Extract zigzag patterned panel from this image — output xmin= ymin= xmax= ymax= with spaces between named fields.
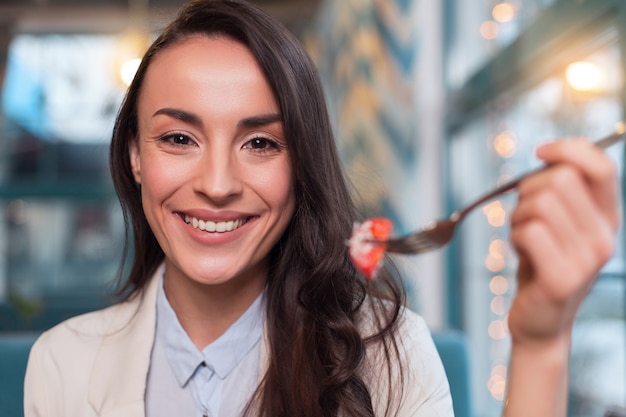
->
xmin=305 ymin=0 xmax=418 ymax=227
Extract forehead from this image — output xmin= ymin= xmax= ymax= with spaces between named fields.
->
xmin=146 ymin=35 xmax=264 ymax=86
xmin=137 ymin=35 xmax=279 ymax=118
xmin=155 ymin=35 xmax=256 ymax=67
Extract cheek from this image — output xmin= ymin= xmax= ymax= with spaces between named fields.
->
xmin=257 ymin=162 xmax=294 ymax=212
xmin=139 ymin=157 xmax=186 ymax=204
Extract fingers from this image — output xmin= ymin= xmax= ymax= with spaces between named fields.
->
xmin=509 ymin=139 xmax=620 ymax=296
xmin=507 ymin=138 xmax=621 ymax=345
xmin=510 ymin=208 xmax=605 ymax=302
xmin=535 ymin=139 xmax=621 ymax=231
xmin=512 ymin=164 xmax=615 ymax=270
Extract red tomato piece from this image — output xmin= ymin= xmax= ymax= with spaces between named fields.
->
xmin=348 ymin=218 xmax=393 ymax=280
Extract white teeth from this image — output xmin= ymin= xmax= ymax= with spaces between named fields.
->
xmin=184 ymin=215 xmax=246 ymax=233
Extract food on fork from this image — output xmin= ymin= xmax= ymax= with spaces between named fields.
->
xmin=348 ymin=218 xmax=392 ymax=280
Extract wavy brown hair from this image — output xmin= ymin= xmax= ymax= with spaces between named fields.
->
xmin=109 ymin=0 xmax=406 ymax=416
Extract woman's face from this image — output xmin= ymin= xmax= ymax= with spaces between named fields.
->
xmin=130 ymin=36 xmax=295 ymax=289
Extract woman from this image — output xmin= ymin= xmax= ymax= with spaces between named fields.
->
xmin=24 ymin=1 xmax=621 ymax=417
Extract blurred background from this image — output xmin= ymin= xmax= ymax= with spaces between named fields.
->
xmin=0 ymin=0 xmax=624 ymax=416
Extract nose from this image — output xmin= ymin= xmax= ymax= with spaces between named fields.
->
xmin=192 ymin=146 xmax=243 ymax=203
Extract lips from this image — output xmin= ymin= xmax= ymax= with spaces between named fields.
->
xmin=183 ymin=214 xmax=254 ymax=233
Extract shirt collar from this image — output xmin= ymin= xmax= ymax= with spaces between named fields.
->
xmin=156 ymin=275 xmax=265 ymax=386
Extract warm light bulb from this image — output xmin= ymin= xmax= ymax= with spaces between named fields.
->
xmin=120 ymin=58 xmax=142 ymax=87
xmin=565 ymin=61 xmax=603 ymax=92
xmin=114 ymin=29 xmax=149 ymax=88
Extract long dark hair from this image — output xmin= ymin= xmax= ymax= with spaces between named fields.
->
xmin=109 ymin=1 xmax=406 ymax=416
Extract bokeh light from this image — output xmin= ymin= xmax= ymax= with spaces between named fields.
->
xmin=480 ymin=21 xmax=499 ymax=40
xmin=493 ymin=130 xmax=517 ymax=158
xmin=490 ymin=295 xmax=506 ymax=315
xmin=483 ymin=200 xmax=507 ymax=227
xmin=488 ymin=319 xmax=507 ymax=339
xmin=489 ymin=275 xmax=509 ymax=295
xmin=492 ymin=2 xmax=516 ymax=23
xmin=120 ymin=58 xmax=142 ymax=87
xmin=489 ymin=239 xmax=507 ymax=259
xmin=565 ymin=61 xmax=603 ymax=92
xmin=488 ymin=365 xmax=508 ymax=400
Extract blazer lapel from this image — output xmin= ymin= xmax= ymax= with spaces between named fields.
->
xmin=88 ymin=264 xmax=163 ymax=417
xmin=87 ymin=264 xmax=271 ymax=417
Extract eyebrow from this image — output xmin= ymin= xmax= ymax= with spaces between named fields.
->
xmin=153 ymin=108 xmax=204 ymax=127
xmin=237 ymin=113 xmax=282 ymax=129
xmin=152 ymin=108 xmax=282 ymax=130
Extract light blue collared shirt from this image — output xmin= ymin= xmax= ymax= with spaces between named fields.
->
xmin=145 ymin=277 xmax=264 ymax=417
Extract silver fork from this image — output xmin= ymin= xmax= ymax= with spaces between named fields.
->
xmin=381 ymin=127 xmax=626 ymax=255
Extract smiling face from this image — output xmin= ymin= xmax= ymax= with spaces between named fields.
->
xmin=130 ymin=36 xmax=295 ymax=293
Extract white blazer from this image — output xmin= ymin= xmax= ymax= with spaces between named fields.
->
xmin=24 ymin=264 xmax=453 ymax=417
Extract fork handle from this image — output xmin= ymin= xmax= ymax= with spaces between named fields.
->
xmin=452 ymin=130 xmax=626 ymax=220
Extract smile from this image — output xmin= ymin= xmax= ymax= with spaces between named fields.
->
xmin=183 ymin=215 xmax=251 ymax=233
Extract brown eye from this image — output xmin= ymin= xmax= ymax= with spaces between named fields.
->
xmin=244 ymin=137 xmax=281 ymax=151
xmin=251 ymin=138 xmax=268 ymax=148
xmin=173 ymin=135 xmax=189 ymax=144
xmin=159 ymin=133 xmax=194 ymax=146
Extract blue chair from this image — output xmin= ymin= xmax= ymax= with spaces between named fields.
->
xmin=0 ymin=333 xmax=39 ymax=417
xmin=432 ymin=330 xmax=473 ymax=417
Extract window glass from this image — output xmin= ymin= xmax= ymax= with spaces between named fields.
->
xmin=447 ymin=0 xmax=558 ymax=89
xmin=0 ymin=34 xmax=126 ymax=329
xmin=1 ymin=199 xmax=124 ymax=299
xmin=2 ymin=34 xmax=125 ymax=143
xmin=449 ymin=39 xmax=626 ymax=416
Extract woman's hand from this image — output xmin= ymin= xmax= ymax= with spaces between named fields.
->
xmin=502 ymin=138 xmax=621 ymax=417
xmin=508 ymin=138 xmax=621 ymax=345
